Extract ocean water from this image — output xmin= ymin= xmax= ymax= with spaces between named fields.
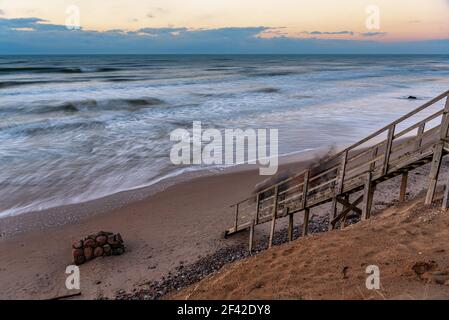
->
xmin=1 ymin=54 xmax=449 ymax=217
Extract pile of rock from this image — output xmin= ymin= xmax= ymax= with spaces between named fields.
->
xmin=72 ymin=231 xmax=125 ymax=265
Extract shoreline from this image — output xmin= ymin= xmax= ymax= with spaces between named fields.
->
xmin=0 ymin=147 xmax=325 ymax=239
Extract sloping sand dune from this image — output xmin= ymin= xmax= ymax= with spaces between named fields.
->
xmin=171 ymin=196 xmax=449 ymax=300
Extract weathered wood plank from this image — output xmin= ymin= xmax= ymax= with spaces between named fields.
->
xmin=439 ymin=97 xmax=449 ymax=139
xmin=249 ymin=219 xmax=255 ymax=252
xmin=303 ymin=208 xmax=310 ymax=236
xmin=234 ymin=203 xmax=239 ymax=231
xmin=425 ymin=143 xmax=444 ymax=205
xmin=301 ymin=170 xmax=310 ymax=209
xmin=337 ymin=151 xmax=348 ymax=194
xmin=443 ymin=175 xmax=449 ymax=210
xmin=269 ymin=186 xmax=279 ymax=248
xmin=329 ymin=196 xmax=338 ymax=231
xmin=287 ymin=208 xmax=294 ymax=241
xmin=383 ymin=125 xmax=395 ymax=175
xmin=362 ymin=172 xmax=374 ymax=220
xmin=331 ymin=195 xmax=363 ymax=226
xmin=255 ymin=193 xmax=260 ymax=224
xmin=399 ymin=172 xmax=408 ymax=202
xmin=336 ymin=196 xmax=363 ymax=216
xmin=340 ymin=194 xmax=349 ymax=229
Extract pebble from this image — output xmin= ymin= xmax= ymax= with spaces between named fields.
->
xmin=116 ymin=215 xmax=330 ymax=300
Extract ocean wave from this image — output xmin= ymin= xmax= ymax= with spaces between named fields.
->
xmin=243 ymin=70 xmax=299 ymax=77
xmin=104 ymin=78 xmax=141 ymax=82
xmin=0 ymin=80 xmax=74 ymax=89
xmin=30 ymin=97 xmax=166 ymax=114
xmin=1 ymin=119 xmax=106 ymax=137
xmin=0 ymin=66 xmax=120 ymax=74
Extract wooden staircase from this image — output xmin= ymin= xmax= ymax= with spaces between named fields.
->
xmin=225 ymin=90 xmax=449 ymax=251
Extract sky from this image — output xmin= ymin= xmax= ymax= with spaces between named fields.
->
xmin=0 ymin=0 xmax=448 ymax=54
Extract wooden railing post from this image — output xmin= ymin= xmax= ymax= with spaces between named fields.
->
xmin=383 ymin=125 xmax=395 ymax=175
xmin=234 ymin=203 xmax=239 ymax=232
xmin=443 ymin=175 xmax=449 ymax=210
xmin=399 ymin=172 xmax=408 ymax=202
xmin=301 ymin=170 xmax=310 ymax=209
xmin=269 ymin=186 xmax=279 ymax=248
xmin=341 ymin=194 xmax=350 ymax=229
xmin=426 ymin=98 xmax=449 ymax=205
xmin=329 ymin=152 xmax=347 ymax=230
xmin=249 ymin=219 xmax=255 ymax=253
xmin=439 ymin=96 xmax=449 ymax=140
xmin=302 ymin=208 xmax=310 ymax=236
xmin=362 ymin=172 xmax=374 ymax=220
xmin=255 ymin=193 xmax=260 ymax=224
xmin=301 ymin=170 xmax=310 ymax=237
xmin=337 ymin=150 xmax=348 ymax=194
xmin=287 ymin=208 xmax=294 ymax=242
xmin=426 ymin=142 xmax=444 ymax=205
xmin=415 ymin=123 xmax=425 ymax=150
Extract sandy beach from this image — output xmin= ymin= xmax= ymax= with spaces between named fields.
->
xmin=0 ymin=150 xmax=320 ymax=299
xmin=1 ymin=145 xmax=448 ymax=300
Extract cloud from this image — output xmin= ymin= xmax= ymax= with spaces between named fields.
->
xmin=302 ymin=30 xmax=387 ymax=38
xmin=361 ymin=32 xmax=387 ymax=37
xmin=0 ymin=9 xmax=4 ymax=16
xmin=0 ymin=17 xmax=448 ymax=54
xmin=305 ymin=31 xmax=354 ymax=36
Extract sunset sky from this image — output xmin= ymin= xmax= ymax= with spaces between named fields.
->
xmin=0 ymin=0 xmax=448 ymax=54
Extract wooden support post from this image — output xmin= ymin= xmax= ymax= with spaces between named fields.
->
xmin=269 ymin=216 xmax=276 ymax=248
xmin=301 ymin=170 xmax=310 ymax=209
xmin=425 ymin=143 xmax=444 ymax=205
xmin=248 ymin=219 xmax=255 ymax=253
xmin=362 ymin=172 xmax=374 ymax=220
xmin=255 ymin=193 xmax=260 ymax=224
xmin=303 ymin=208 xmax=310 ymax=237
xmin=329 ymin=196 xmax=338 ymax=231
xmin=383 ymin=125 xmax=395 ymax=175
xmin=329 ymin=152 xmax=348 ymax=231
xmin=341 ymin=194 xmax=349 ymax=229
xmin=439 ymin=97 xmax=449 ymax=140
xmin=337 ymin=151 xmax=348 ymax=194
xmin=287 ymin=208 xmax=294 ymax=242
xmin=234 ymin=203 xmax=239 ymax=231
xmin=426 ymin=97 xmax=449 ymax=205
xmin=368 ymin=184 xmax=376 ymax=214
xmin=399 ymin=172 xmax=408 ymax=202
xmin=269 ymin=186 xmax=279 ymax=248
xmin=443 ymin=174 xmax=449 ymax=210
